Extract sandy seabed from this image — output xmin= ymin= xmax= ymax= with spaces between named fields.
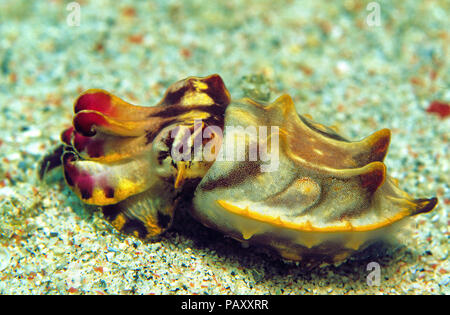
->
xmin=0 ymin=0 xmax=448 ymax=294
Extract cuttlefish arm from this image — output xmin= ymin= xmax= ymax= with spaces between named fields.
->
xmin=39 ymin=74 xmax=231 ymax=238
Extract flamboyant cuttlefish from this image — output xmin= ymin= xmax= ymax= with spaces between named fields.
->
xmin=40 ymin=74 xmax=438 ymax=263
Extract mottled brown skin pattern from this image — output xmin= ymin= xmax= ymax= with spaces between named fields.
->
xmin=192 ymin=95 xmax=437 ymax=262
xmin=40 ymin=74 xmax=438 ymax=264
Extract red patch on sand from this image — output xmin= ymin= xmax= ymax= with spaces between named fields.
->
xmin=426 ymin=101 xmax=450 ymax=119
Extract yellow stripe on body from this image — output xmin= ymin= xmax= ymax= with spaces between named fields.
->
xmin=216 ymin=200 xmax=411 ymax=233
